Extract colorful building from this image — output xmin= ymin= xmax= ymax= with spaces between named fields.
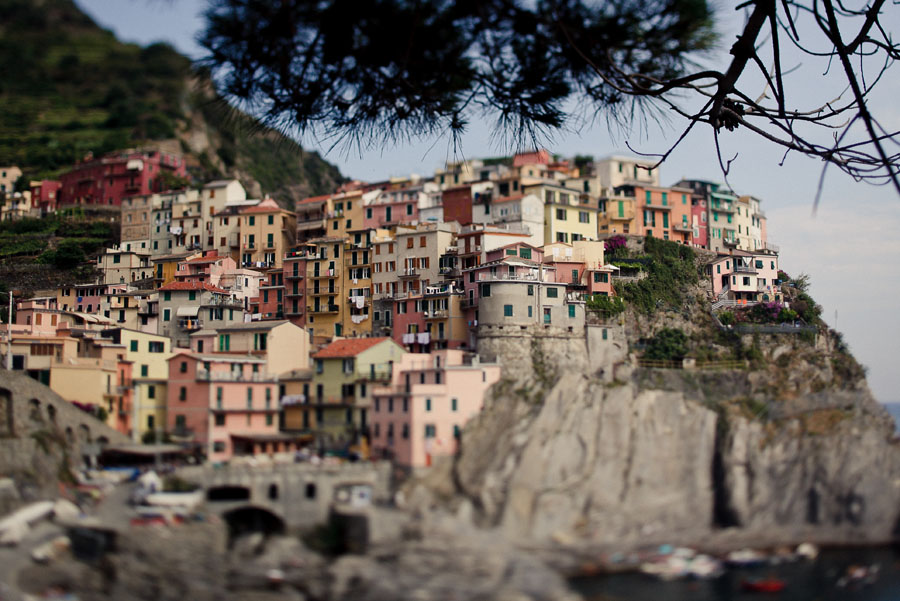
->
xmin=370 ymin=349 xmax=501 ymax=468
xmin=238 ymin=198 xmax=297 ymax=269
xmin=58 ymin=149 xmax=186 ymax=209
xmin=310 ymin=337 xmax=406 ymax=445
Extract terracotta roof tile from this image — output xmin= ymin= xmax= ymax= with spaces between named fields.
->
xmin=312 ymin=337 xmax=391 ymax=359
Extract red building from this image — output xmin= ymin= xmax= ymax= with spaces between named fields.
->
xmin=59 ymin=150 xmax=187 ymax=208
xmin=30 ymin=180 xmax=62 ymax=215
xmin=441 ymin=185 xmax=472 ymax=225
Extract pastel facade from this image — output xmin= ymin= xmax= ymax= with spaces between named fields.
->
xmin=310 ymin=338 xmax=406 ymax=442
xmin=370 ymin=350 xmax=501 ymax=468
xmin=96 ymin=247 xmax=152 ymax=284
xmin=157 ymin=281 xmax=245 ymax=349
xmin=709 ymin=250 xmax=781 ymax=302
xmin=166 ymin=354 xmax=279 ymax=462
xmin=238 ymin=198 xmax=297 ymax=269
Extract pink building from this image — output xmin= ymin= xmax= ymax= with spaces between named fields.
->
xmin=174 ymin=252 xmax=236 ymax=286
xmin=363 ymin=188 xmax=419 ymax=229
xmin=392 ymin=296 xmax=427 ymax=352
xmin=59 ymin=149 xmax=186 ymax=208
xmin=709 ymin=250 xmax=781 ymax=302
xmin=167 ymin=353 xmax=289 ymax=463
xmin=370 ymin=349 xmax=501 ymax=468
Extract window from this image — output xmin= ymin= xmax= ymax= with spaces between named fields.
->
xmin=215 ymin=414 xmax=225 ymax=426
xmin=179 ymin=386 xmax=187 ymax=401
xmin=578 ymin=211 xmax=590 ymax=223
xmin=188 ymin=291 xmax=196 ymax=301
xmin=426 ymin=398 xmax=432 ymax=411
xmin=407 ymin=238 xmax=414 ymax=249
xmin=528 ymin=306 xmax=533 ymax=317
xmin=163 ymin=291 xmax=171 ymax=301
xmin=179 ymin=361 xmax=187 ymax=373
xmin=755 ymin=260 xmax=764 ymax=269
xmin=503 ymin=304 xmax=513 ymax=317
xmin=519 ymin=247 xmax=531 ymax=259
xmin=602 ymin=328 xmax=608 ymax=340
xmin=568 ymin=304 xmax=576 ymax=318
xmin=113 ymin=254 xmax=121 ymax=264
xmin=246 ymin=387 xmax=253 ymax=407
xmin=571 ymin=269 xmax=579 ymax=282
xmin=546 ymin=287 xmax=558 ymax=298
xmin=451 ymin=398 xmax=458 ymax=411
xmin=268 ymin=214 xmax=274 ymax=225
xmin=480 ymin=283 xmax=491 ymax=297
xmin=249 ymin=216 xmax=255 ymax=226
xmin=555 ymin=208 xmax=567 ymax=220
xmin=425 ymin=424 xmax=436 ymax=438
xmin=219 ymin=334 xmax=230 ymax=351
xmin=315 ymin=359 xmax=323 ymax=374
xmin=163 ymin=308 xmax=170 ymax=322
xmin=147 ymin=385 xmax=155 ymax=399
xmin=141 ymin=364 xmax=148 ymax=377
xmin=130 ymin=340 xmax=138 ymax=352
xmin=593 ymin=272 xmax=609 ymax=283
xmin=419 ymin=236 xmax=426 ymax=247
xmin=527 ymin=285 xmax=534 ymax=296
xmin=402 ymin=424 xmax=409 ymax=439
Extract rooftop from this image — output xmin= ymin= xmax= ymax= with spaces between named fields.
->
xmin=312 ymin=337 xmax=392 ymax=359
xmin=158 ymin=281 xmax=229 ymax=293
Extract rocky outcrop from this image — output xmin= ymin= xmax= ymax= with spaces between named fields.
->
xmin=421 ymin=363 xmax=900 ymax=551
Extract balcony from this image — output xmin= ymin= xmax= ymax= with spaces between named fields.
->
xmin=711 ymin=203 xmax=735 ymax=213
xmin=673 ymin=223 xmax=693 ymax=233
xmin=439 ymin=266 xmax=460 ymax=277
xmin=196 ymin=369 xmax=271 ymax=382
xmin=204 ymin=296 xmax=243 ymax=308
xmin=424 ymin=310 xmax=448 ymax=320
xmin=310 ymin=289 xmax=336 ymax=296
xmin=399 ymin=267 xmax=420 ymax=278
xmin=733 ymin=264 xmax=757 ymax=274
xmin=308 ymin=304 xmax=340 ymax=314
xmin=177 ymin=318 xmax=203 ymax=331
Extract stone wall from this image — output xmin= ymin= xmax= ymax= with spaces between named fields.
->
xmin=0 ymin=371 xmax=129 ymax=511
xmin=475 ymin=323 xmax=588 ymax=384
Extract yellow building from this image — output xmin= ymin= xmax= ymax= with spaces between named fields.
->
xmin=304 ymin=236 xmax=346 ymax=341
xmin=341 ymin=231 xmax=374 ymax=337
xmin=151 ymin=251 xmax=197 ymax=287
xmin=325 ymin=190 xmax=364 ymax=239
xmin=525 ymin=182 xmax=598 ymax=244
xmin=310 ymin=337 xmax=405 ymax=443
xmin=103 ymin=328 xmax=175 ymax=440
xmin=279 ymin=368 xmax=315 ymax=432
xmin=238 ymin=198 xmax=297 ymax=269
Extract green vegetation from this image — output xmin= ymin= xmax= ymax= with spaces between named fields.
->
xmin=644 ymin=328 xmax=689 ymax=361
xmin=0 ymin=0 xmax=343 ymax=203
xmin=585 ymin=295 xmax=625 ymax=317
xmin=615 ymin=237 xmax=698 ymax=313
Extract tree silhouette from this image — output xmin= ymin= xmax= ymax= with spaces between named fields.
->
xmin=199 ymin=0 xmax=899 ymax=195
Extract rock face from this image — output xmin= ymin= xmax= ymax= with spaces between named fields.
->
xmin=425 ymin=361 xmax=900 ymax=551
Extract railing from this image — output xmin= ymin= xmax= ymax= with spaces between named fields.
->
xmin=735 ymin=323 xmax=817 ymax=335
xmin=206 ymin=295 xmax=243 ymax=307
xmin=476 ymin=272 xmax=540 ymax=282
xmin=308 ymin=304 xmax=340 ymax=313
xmin=424 ymin=310 xmax=448 ymax=319
xmin=732 ymin=265 xmax=757 ymax=274
xmin=280 ymin=394 xmax=307 ymax=406
xmin=711 ymin=299 xmax=758 ymax=310
xmin=354 ymin=366 xmax=393 ymax=381
xmin=196 ymin=369 xmax=271 ymax=382
xmin=638 ymin=358 xmax=748 ymax=370
xmin=399 ymin=267 xmax=419 ymax=277
xmin=178 ymin=318 xmax=203 ymax=330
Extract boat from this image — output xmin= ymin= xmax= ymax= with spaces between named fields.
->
xmin=741 ymin=578 xmax=786 ymax=593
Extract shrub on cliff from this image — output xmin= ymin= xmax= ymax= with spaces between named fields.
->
xmin=616 ymin=237 xmax=698 ymax=313
xmin=586 ymin=295 xmax=625 ymax=317
xmin=644 ymin=328 xmax=689 ymax=361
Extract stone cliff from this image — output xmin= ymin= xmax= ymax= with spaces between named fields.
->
xmin=418 ymin=240 xmax=900 ymax=554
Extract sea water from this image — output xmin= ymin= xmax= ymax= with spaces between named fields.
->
xmin=570 ymin=546 xmax=900 ymax=601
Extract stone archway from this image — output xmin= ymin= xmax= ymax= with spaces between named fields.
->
xmin=222 ymin=506 xmax=285 ymax=545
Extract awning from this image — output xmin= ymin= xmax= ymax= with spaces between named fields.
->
xmin=176 ymin=306 xmax=200 ymax=317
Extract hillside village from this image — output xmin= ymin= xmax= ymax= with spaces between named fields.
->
xmin=0 ymin=148 xmax=797 ymax=469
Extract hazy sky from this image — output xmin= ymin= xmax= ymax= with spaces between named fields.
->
xmin=75 ymin=0 xmax=900 ymax=403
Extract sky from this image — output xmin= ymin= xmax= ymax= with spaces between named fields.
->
xmin=75 ymin=0 xmax=900 ymax=403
